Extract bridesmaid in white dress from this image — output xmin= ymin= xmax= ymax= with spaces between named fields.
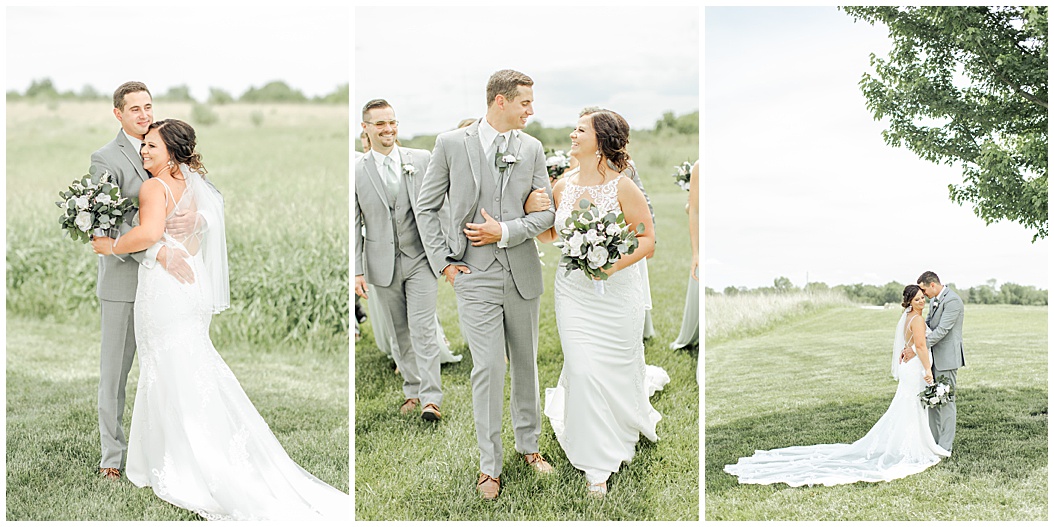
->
xmin=724 ymin=285 xmax=949 ymax=486
xmin=535 ymin=110 xmax=670 ymax=497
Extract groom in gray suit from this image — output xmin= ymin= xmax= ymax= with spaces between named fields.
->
xmin=416 ymin=69 xmax=555 ymax=499
xmin=354 ymin=99 xmax=445 ymax=421
xmin=916 ymin=271 xmax=964 ymax=452
xmin=90 ymin=82 xmax=197 ymax=480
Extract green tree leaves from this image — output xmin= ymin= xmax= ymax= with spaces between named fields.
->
xmin=843 ymin=6 xmax=1048 ymax=240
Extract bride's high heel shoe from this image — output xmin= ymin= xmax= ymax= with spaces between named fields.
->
xmin=586 ymin=480 xmax=607 ymax=498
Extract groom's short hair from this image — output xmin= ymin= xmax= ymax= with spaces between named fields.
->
xmin=917 ymin=271 xmax=941 ymax=286
xmin=113 ymin=81 xmax=150 ymax=111
xmin=362 ymin=99 xmax=391 ymax=121
xmin=486 ymin=69 xmax=533 ymax=107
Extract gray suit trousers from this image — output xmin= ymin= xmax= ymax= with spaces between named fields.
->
xmin=930 ymin=366 xmax=957 ymax=451
xmin=453 ymin=260 xmax=541 ymax=478
xmin=371 ymin=253 xmax=443 ymax=407
xmin=98 ymin=299 xmax=137 ymax=469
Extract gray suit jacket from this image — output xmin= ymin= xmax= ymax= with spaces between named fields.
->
xmin=416 ymin=120 xmax=554 ymax=300
xmin=926 ymin=287 xmax=965 ymax=371
xmin=354 ymin=147 xmax=440 ymax=286
xmin=90 ymin=130 xmax=150 ymax=302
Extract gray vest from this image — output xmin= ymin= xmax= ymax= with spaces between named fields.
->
xmin=461 ymin=146 xmax=510 ymax=271
xmin=384 ymin=171 xmax=425 ymax=262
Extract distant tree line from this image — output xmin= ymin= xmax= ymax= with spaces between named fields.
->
xmin=708 ymin=276 xmax=1048 ymax=306
xmin=394 ymin=109 xmax=700 ymax=153
xmin=7 ymin=78 xmax=348 ymax=104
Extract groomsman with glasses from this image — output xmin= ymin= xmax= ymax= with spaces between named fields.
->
xmin=354 ymin=99 xmax=446 ymax=422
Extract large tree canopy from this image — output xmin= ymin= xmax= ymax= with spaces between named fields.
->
xmin=843 ymin=6 xmax=1048 ymax=240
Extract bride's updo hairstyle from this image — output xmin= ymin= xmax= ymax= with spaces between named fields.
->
xmin=149 ymin=119 xmax=207 ymax=175
xmin=901 ymin=284 xmax=922 ymax=308
xmin=590 ymin=110 xmax=631 ymax=174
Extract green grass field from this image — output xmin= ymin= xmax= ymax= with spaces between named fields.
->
xmin=705 ymin=303 xmax=1047 ymax=520
xmin=354 ymin=132 xmax=700 ymax=520
xmin=6 ymin=100 xmax=350 ymax=520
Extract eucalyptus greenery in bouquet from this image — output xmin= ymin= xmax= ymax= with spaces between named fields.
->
xmin=918 ymin=375 xmax=956 ymax=409
xmin=57 ymin=171 xmax=137 ymax=243
xmin=553 ymin=199 xmax=644 ymax=294
xmin=671 ymin=160 xmax=693 ymax=191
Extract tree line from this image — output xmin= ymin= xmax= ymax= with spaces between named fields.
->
xmin=393 ymin=110 xmax=700 ymax=152
xmin=7 ymin=78 xmax=348 ymax=104
xmin=709 ymin=277 xmax=1048 ymax=306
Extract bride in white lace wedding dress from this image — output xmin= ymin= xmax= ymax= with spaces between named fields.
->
xmin=723 ymin=285 xmax=950 ymax=487
xmin=92 ymin=120 xmax=349 ymax=520
xmin=536 ymin=110 xmax=669 ymax=497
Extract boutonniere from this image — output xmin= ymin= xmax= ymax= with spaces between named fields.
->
xmin=496 ymin=152 xmax=520 ymax=170
xmin=402 ymin=163 xmax=416 ymax=176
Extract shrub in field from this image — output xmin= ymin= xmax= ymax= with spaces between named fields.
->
xmin=191 ymin=103 xmax=220 ymax=126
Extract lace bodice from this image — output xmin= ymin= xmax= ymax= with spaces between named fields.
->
xmin=555 ymin=175 xmax=623 ymax=229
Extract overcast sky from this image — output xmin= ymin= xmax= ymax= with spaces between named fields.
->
xmin=5 ymin=6 xmax=350 ymax=100
xmin=354 ymin=6 xmax=699 ymax=137
xmin=705 ymin=6 xmax=1048 ymax=290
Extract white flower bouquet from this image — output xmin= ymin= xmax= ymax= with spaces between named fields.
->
xmin=544 ymin=148 xmax=571 ymax=180
xmin=918 ymin=375 xmax=956 ymax=409
xmin=671 ymin=160 xmax=693 ymax=191
xmin=56 ymin=172 xmax=137 ymax=243
xmin=553 ymin=199 xmax=644 ymax=294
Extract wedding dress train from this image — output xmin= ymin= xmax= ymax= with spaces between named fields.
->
xmin=125 ymin=168 xmax=349 ymax=520
xmin=723 ymin=310 xmax=949 ymax=486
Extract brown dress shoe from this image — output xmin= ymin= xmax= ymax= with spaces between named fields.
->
xmin=399 ymin=398 xmax=420 ymax=415
xmin=477 ymin=473 xmax=500 ymax=499
xmin=524 ymin=452 xmax=553 ymax=474
xmin=99 ymin=467 xmax=121 ymax=481
xmin=421 ymin=403 xmax=442 ymax=422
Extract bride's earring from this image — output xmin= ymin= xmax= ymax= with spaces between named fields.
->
xmin=595 ymin=149 xmax=601 ymax=159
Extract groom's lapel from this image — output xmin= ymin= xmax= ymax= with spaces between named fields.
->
xmin=115 ymin=131 xmax=149 ymax=182
xmin=500 ymin=129 xmax=524 ymax=193
xmin=464 ymin=122 xmax=484 ymax=195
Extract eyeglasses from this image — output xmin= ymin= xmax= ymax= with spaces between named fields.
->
xmin=365 ymin=120 xmax=398 ymax=127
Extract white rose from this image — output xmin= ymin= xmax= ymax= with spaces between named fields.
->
xmin=75 ymin=211 xmax=92 ymax=232
xmin=586 ymin=245 xmax=608 ymax=269
xmin=502 ymin=154 xmax=517 ymax=164
xmin=567 ymin=231 xmax=584 ymax=257
xmin=74 ymin=196 xmax=90 ymax=210
xmin=584 ymin=228 xmax=603 ymax=245
xmin=605 ymin=223 xmax=621 ymax=236
xmin=96 ymin=193 xmax=112 ymax=205
xmin=929 ymin=397 xmax=940 ymax=405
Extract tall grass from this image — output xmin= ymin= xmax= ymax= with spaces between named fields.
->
xmin=705 ymin=290 xmax=853 ymax=343
xmin=354 ymin=131 xmax=700 ymax=520
xmin=6 ymin=100 xmax=350 ymax=520
xmin=6 ymin=100 xmax=349 ymax=348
